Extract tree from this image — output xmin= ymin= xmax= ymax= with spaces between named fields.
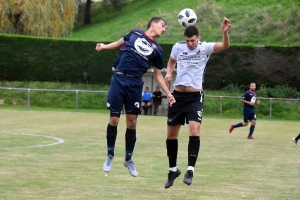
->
xmin=84 ymin=0 xmax=92 ymax=25
xmin=0 ymin=0 xmax=78 ymax=37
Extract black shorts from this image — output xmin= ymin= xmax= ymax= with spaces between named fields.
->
xmin=167 ymin=90 xmax=204 ymax=126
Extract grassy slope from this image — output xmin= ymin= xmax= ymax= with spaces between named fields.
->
xmin=68 ymin=0 xmax=300 ymax=46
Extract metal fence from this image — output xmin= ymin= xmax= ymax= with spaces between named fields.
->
xmin=1 ymin=87 xmax=300 ymax=119
xmin=0 ymin=87 xmax=108 ymax=112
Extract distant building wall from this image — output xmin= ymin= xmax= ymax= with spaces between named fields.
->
xmin=141 ymin=69 xmax=176 ymax=116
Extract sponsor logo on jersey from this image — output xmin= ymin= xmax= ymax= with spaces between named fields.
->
xmin=152 ymin=43 xmax=157 ymax=50
xmin=134 ymin=38 xmax=153 ymax=56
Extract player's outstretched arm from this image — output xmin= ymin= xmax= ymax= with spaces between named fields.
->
xmin=154 ymin=67 xmax=176 ymax=106
xmin=95 ymin=37 xmax=124 ymax=51
xmin=213 ymin=17 xmax=231 ymax=53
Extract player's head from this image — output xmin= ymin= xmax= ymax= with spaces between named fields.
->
xmin=147 ymin=17 xmax=167 ymax=37
xmin=155 ymin=86 xmax=160 ymax=91
xmin=184 ymin=25 xmax=201 ymax=50
xmin=249 ymin=82 xmax=256 ymax=91
xmin=145 ymin=87 xmax=149 ymax=92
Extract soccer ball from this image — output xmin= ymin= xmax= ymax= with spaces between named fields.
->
xmin=178 ymin=8 xmax=197 ymax=27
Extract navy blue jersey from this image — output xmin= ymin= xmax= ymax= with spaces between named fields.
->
xmin=242 ymin=90 xmax=256 ymax=110
xmin=113 ymin=29 xmax=164 ymax=79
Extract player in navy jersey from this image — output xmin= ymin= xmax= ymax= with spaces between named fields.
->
xmin=95 ymin=17 xmax=175 ymax=177
xmin=229 ymin=83 xmax=261 ymax=139
xmin=163 ymin=17 xmax=231 ymax=188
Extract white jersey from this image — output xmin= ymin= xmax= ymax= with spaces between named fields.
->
xmin=171 ymin=41 xmax=215 ymax=90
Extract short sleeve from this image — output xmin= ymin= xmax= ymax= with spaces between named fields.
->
xmin=203 ymin=42 xmax=215 ymax=55
xmin=170 ymin=43 xmax=179 ymax=60
xmin=123 ymin=29 xmax=139 ymax=41
xmin=242 ymin=92 xmax=248 ymax=100
xmin=123 ymin=32 xmax=131 ymax=41
xmin=152 ymin=47 xmax=164 ymax=70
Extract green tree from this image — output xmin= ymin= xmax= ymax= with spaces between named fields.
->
xmin=0 ymin=0 xmax=78 ymax=37
xmin=84 ymin=0 xmax=92 ymax=24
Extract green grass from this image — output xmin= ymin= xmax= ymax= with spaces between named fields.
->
xmin=69 ymin=0 xmax=300 ymax=46
xmin=0 ymin=109 xmax=299 ymax=199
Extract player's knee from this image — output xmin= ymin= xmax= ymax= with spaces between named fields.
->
xmin=126 ymin=119 xmax=137 ymax=129
xmin=243 ymin=122 xmax=249 ymax=126
xmin=109 ymin=117 xmax=120 ymax=126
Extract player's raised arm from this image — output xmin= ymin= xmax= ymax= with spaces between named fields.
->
xmin=213 ymin=17 xmax=231 ymax=53
xmin=95 ymin=37 xmax=124 ymax=51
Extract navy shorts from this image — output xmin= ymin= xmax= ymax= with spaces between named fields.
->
xmin=243 ymin=108 xmax=256 ymax=122
xmin=167 ymin=90 xmax=204 ymax=126
xmin=107 ymin=73 xmax=143 ymax=117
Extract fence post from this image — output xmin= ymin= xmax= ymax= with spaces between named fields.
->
xmin=76 ymin=90 xmax=79 ymax=112
xmin=220 ymin=97 xmax=223 ymax=118
xmin=27 ymin=89 xmax=31 ymax=111
xmin=269 ymin=98 xmax=272 ymax=120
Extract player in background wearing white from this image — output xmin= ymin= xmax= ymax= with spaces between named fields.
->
xmin=292 ymin=133 xmax=300 ymax=146
xmin=164 ymin=17 xmax=231 ymax=188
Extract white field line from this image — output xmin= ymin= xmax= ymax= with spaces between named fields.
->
xmin=0 ymin=130 xmax=64 ymax=149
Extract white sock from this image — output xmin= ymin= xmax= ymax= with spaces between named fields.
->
xmin=169 ymin=166 xmax=177 ymax=172
xmin=187 ymin=166 xmax=194 ymax=173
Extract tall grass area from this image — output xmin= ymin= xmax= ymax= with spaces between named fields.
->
xmin=70 ymin=0 xmax=300 ymax=46
xmin=1 ymin=81 xmax=300 ymax=120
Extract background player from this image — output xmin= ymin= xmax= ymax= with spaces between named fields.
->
xmin=95 ymin=17 xmax=175 ymax=177
xmin=152 ymin=86 xmax=162 ymax=115
xmin=229 ymin=82 xmax=260 ymax=139
xmin=141 ymin=86 xmax=152 ymax=115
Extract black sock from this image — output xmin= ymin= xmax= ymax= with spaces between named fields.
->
xmin=125 ymin=128 xmax=136 ymax=161
xmin=106 ymin=124 xmax=117 ymax=156
xmin=295 ymin=133 xmax=300 ymax=141
xmin=166 ymin=139 xmax=178 ymax=168
xmin=188 ymin=136 xmax=200 ymax=167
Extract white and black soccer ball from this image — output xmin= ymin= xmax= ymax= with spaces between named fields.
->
xmin=178 ymin=8 xmax=197 ymax=27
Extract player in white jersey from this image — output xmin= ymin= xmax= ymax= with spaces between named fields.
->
xmin=163 ymin=17 xmax=231 ymax=188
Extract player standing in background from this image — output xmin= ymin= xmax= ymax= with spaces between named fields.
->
xmin=292 ymin=133 xmax=300 ymax=146
xmin=95 ymin=17 xmax=175 ymax=177
xmin=163 ymin=17 xmax=231 ymax=188
xmin=141 ymin=86 xmax=152 ymax=115
xmin=152 ymin=86 xmax=162 ymax=115
xmin=229 ymin=83 xmax=260 ymax=139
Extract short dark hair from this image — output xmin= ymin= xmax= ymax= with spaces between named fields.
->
xmin=147 ymin=17 xmax=166 ymax=29
xmin=184 ymin=25 xmax=199 ymax=37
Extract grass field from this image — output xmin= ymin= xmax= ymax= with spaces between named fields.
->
xmin=0 ymin=109 xmax=299 ymax=200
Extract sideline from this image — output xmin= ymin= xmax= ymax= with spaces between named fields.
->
xmin=0 ymin=130 xmax=64 ymax=150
